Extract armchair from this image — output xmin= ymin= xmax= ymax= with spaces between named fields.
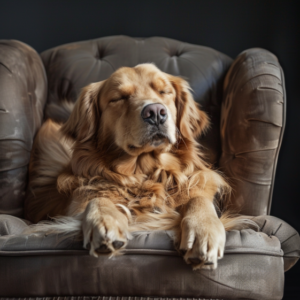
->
xmin=0 ymin=36 xmax=299 ymax=300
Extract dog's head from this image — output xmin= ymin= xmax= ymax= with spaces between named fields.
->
xmin=62 ymin=64 xmax=209 ymax=156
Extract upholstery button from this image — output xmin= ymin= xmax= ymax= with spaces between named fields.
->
xmin=168 ymin=49 xmax=183 ymax=57
xmin=96 ymin=49 xmax=104 ymax=60
xmin=172 ymin=52 xmax=181 ymax=57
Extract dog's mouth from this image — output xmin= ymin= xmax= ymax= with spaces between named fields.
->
xmin=127 ymin=131 xmax=171 ymax=152
xmin=150 ymin=132 xmax=170 ymax=146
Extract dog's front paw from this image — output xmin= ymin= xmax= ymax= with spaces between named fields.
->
xmin=82 ymin=198 xmax=130 ymax=257
xmin=178 ymin=214 xmax=225 ymax=270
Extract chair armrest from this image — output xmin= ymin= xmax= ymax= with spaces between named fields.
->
xmin=253 ymin=215 xmax=300 ymax=271
xmin=219 ymin=48 xmax=286 ymax=216
xmin=0 ymin=40 xmax=47 ymax=217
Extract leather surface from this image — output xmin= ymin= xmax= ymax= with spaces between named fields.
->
xmin=0 ymin=215 xmax=283 ymax=256
xmin=0 ymin=215 xmax=29 ymax=236
xmin=220 ymin=48 xmax=286 ymax=216
xmin=0 ymin=253 xmax=282 ymax=299
xmin=40 ymin=35 xmax=233 ymax=165
xmin=0 ymin=215 xmax=284 ymax=299
xmin=253 ymin=215 xmax=300 ymax=271
xmin=0 ymin=40 xmax=47 ymax=217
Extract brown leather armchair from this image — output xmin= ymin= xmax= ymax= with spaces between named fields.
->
xmin=0 ymin=36 xmax=299 ymax=300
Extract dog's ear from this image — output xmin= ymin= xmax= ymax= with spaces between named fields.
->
xmin=61 ymin=81 xmax=104 ymax=142
xmin=167 ymin=75 xmax=209 ymax=140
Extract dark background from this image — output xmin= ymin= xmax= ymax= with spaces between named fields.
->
xmin=0 ymin=0 xmax=299 ymax=298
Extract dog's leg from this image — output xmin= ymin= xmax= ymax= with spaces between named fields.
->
xmin=82 ymin=197 xmax=130 ymax=257
xmin=177 ymin=196 xmax=225 ymax=270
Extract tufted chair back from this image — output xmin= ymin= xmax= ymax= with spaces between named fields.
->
xmin=41 ymin=36 xmax=232 ymax=164
xmin=0 ymin=36 xmax=285 ymax=218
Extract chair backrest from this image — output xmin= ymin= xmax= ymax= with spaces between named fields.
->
xmin=219 ymin=48 xmax=285 ymax=216
xmin=41 ymin=36 xmax=233 ymax=165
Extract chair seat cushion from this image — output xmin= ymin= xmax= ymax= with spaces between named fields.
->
xmin=0 ymin=215 xmax=283 ymax=300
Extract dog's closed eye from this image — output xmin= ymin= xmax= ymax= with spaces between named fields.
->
xmin=110 ymin=98 xmax=124 ymax=103
xmin=159 ymin=90 xmax=172 ymax=95
xmin=110 ymin=95 xmax=130 ymax=103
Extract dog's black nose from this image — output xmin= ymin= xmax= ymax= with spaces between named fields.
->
xmin=141 ymin=103 xmax=167 ymax=125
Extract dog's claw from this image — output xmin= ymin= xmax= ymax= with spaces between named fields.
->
xmin=99 ymin=244 xmax=107 ymax=250
xmin=188 ymin=257 xmax=202 ymax=265
xmin=178 ymin=213 xmax=226 ymax=270
xmin=179 ymin=249 xmax=187 ymax=256
xmin=96 ymin=244 xmax=112 ymax=254
xmin=113 ymin=241 xmax=125 ymax=249
xmin=82 ymin=199 xmax=129 ymax=257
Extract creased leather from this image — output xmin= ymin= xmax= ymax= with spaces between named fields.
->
xmin=0 ymin=216 xmax=283 ymax=299
xmin=220 ymin=48 xmax=286 ymax=216
xmin=0 ymin=215 xmax=29 ymax=236
xmin=253 ymin=215 xmax=300 ymax=271
xmin=0 ymin=40 xmax=47 ymax=217
xmin=0 ymin=215 xmax=282 ymax=258
xmin=0 ymin=253 xmax=283 ymax=299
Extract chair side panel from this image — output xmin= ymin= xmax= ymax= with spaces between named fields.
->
xmin=0 ymin=40 xmax=47 ymax=217
xmin=220 ymin=48 xmax=286 ymax=215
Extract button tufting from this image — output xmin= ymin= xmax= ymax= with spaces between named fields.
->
xmin=167 ymin=48 xmax=183 ymax=58
xmin=171 ymin=52 xmax=182 ymax=58
xmin=96 ymin=49 xmax=105 ymax=60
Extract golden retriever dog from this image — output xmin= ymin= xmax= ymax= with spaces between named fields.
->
xmin=25 ymin=63 xmax=252 ymax=270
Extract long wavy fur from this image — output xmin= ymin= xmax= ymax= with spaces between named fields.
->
xmin=24 ymin=64 xmax=258 ymax=244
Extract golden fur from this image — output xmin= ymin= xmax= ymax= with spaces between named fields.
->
xmin=24 ymin=63 xmax=255 ymax=270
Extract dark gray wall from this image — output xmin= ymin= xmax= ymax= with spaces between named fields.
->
xmin=1 ymin=0 xmax=299 ymax=298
